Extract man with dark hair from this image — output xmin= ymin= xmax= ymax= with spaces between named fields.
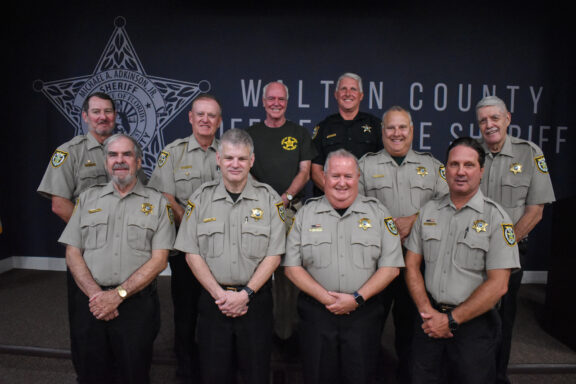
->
xmin=475 ymin=96 xmax=555 ymax=383
xmin=285 ymin=149 xmax=403 ymax=383
xmin=174 ymin=128 xmax=285 ymax=384
xmin=148 ymin=93 xmax=222 ymax=382
xmin=59 ymin=133 xmax=175 ymax=383
xmin=405 ymin=136 xmax=520 ymax=384
xmin=311 ymin=72 xmax=382 ymax=196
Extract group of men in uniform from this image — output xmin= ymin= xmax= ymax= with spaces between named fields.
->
xmin=37 ymin=71 xmax=555 ymax=384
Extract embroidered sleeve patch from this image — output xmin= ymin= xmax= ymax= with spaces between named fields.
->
xmin=384 ymin=217 xmax=399 ymax=236
xmin=275 ymin=202 xmax=286 ymax=223
xmin=502 ymin=224 xmax=517 ymax=246
xmin=439 ymin=165 xmax=446 ymax=181
xmin=50 ymin=150 xmax=69 ymax=168
xmin=166 ymin=204 xmax=174 ymax=225
xmin=534 ymin=155 xmax=549 ymax=173
xmin=157 ymin=151 xmax=170 ymax=168
xmin=185 ymin=200 xmax=195 ymax=220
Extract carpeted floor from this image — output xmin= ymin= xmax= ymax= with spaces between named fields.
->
xmin=1 ymin=269 xmax=575 ymax=383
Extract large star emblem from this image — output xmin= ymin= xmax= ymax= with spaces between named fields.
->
xmin=33 ymin=17 xmax=211 ymax=175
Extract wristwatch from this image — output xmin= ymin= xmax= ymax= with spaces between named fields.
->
xmin=116 ymin=285 xmax=127 ymax=299
xmin=286 ymin=193 xmax=294 ymax=202
xmin=447 ymin=310 xmax=459 ymax=332
xmin=242 ymin=286 xmax=255 ymax=301
xmin=353 ymin=291 xmax=365 ymax=307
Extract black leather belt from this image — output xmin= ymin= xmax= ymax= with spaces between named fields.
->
xmin=219 ymin=280 xmax=271 ymax=293
xmin=428 ymin=294 xmax=457 ymax=313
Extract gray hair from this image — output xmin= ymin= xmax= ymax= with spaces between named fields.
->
xmin=263 ymin=81 xmax=289 ymax=100
xmin=219 ymin=128 xmax=254 ymax=155
xmin=475 ymin=95 xmax=509 ymax=115
xmin=324 ymin=149 xmax=360 ymax=173
xmin=336 ymin=72 xmax=363 ymax=93
xmin=104 ymin=133 xmax=143 ymax=160
xmin=382 ymin=105 xmax=413 ymax=127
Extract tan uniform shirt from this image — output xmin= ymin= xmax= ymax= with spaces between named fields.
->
xmin=147 ymin=135 xmax=220 ymax=208
xmin=359 ymin=149 xmax=448 ymax=218
xmin=174 ymin=178 xmax=286 ymax=285
xmin=405 ymin=191 xmax=520 ymax=306
xmin=480 ymin=136 xmax=555 ymax=225
xmin=38 ymin=133 xmax=108 ymax=201
xmin=58 ymin=180 xmax=175 ymax=286
xmin=283 ymin=195 xmax=405 ymax=293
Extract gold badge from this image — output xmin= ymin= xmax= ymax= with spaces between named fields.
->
xmin=472 ymin=220 xmax=488 ymax=233
xmin=275 ymin=202 xmax=286 ymax=223
xmin=84 ymin=160 xmax=96 ymax=167
xmin=312 ymin=125 xmax=320 ymax=139
xmin=534 ymin=155 xmax=549 ymax=173
xmin=185 ymin=201 xmax=195 ymax=219
xmin=157 ymin=151 xmax=169 ymax=168
xmin=166 ymin=204 xmax=174 ymax=224
xmin=362 ymin=124 xmax=372 ymax=133
xmin=358 ymin=218 xmax=372 ymax=230
xmin=141 ymin=203 xmax=153 ymax=215
xmin=502 ymin=224 xmax=517 ymax=246
xmin=509 ymin=163 xmax=522 ymax=175
xmin=281 ymin=136 xmax=298 ymax=151
xmin=251 ymin=208 xmax=264 ymax=220
xmin=50 ymin=150 xmax=69 ymax=168
xmin=439 ymin=165 xmax=446 ymax=181
xmin=309 ymin=224 xmax=323 ymax=232
xmin=384 ymin=217 xmax=399 ymax=236
xmin=416 ymin=166 xmax=428 ymax=177
xmin=88 ymin=208 xmax=102 ymax=214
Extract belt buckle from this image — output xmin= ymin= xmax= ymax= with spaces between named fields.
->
xmin=225 ymin=286 xmax=239 ymax=292
xmin=439 ymin=304 xmax=453 ymax=313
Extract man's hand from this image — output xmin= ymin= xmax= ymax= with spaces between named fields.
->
xmin=216 ymin=290 xmax=249 ymax=317
xmin=420 ymin=311 xmax=453 ymax=339
xmin=89 ymin=290 xmax=122 ymax=321
xmin=325 ymin=291 xmax=358 ymax=315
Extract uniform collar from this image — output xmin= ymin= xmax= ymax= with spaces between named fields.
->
xmin=441 ymin=189 xmax=485 ymax=213
xmin=315 ymin=195 xmax=369 ymax=217
xmin=378 ymin=148 xmax=416 ymax=165
xmin=100 ymin=179 xmax=149 ymax=198
xmin=213 ymin=176 xmax=259 ymax=202
xmin=86 ymin=132 xmax=105 ymax=150
xmin=188 ymin=134 xmax=218 ymax=152
xmin=482 ymin=135 xmax=513 ymax=158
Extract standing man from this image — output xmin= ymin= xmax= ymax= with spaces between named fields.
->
xmin=284 ymin=149 xmax=404 ymax=383
xmin=245 ymin=81 xmax=317 ymax=345
xmin=174 ymin=128 xmax=285 ymax=384
xmin=59 ymin=134 xmax=175 ymax=384
xmin=404 ymin=137 xmax=520 ymax=384
xmin=148 ymin=94 xmax=221 ymax=383
xmin=37 ymin=92 xmax=120 ymax=376
xmin=310 ymin=72 xmax=382 ymax=195
xmin=359 ymin=105 xmax=448 ymax=383
xmin=476 ymin=96 xmax=556 ymax=384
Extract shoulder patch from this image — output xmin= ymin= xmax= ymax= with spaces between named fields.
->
xmin=384 ymin=217 xmax=399 ymax=236
xmin=312 ymin=125 xmax=320 ymax=140
xmin=166 ymin=204 xmax=174 ymax=225
xmin=534 ymin=155 xmax=549 ymax=173
xmin=276 ymin=202 xmax=287 ymax=223
xmin=185 ymin=200 xmax=195 ymax=220
xmin=439 ymin=165 xmax=446 ymax=181
xmin=502 ymin=224 xmax=517 ymax=246
xmin=50 ymin=150 xmax=69 ymax=168
xmin=157 ymin=151 xmax=170 ymax=168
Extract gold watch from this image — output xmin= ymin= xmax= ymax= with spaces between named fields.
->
xmin=116 ymin=286 xmax=127 ymax=299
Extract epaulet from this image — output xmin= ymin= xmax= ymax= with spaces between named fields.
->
xmin=360 ymin=151 xmax=381 ymax=160
xmin=163 ymin=137 xmax=190 ymax=150
xmin=60 ymin=134 xmax=89 ymax=149
xmin=509 ymin=136 xmax=541 ymax=153
xmin=251 ymin=179 xmax=279 ymax=195
xmin=303 ymin=196 xmax=323 ymax=206
xmin=199 ymin=179 xmax=220 ymax=191
xmin=412 ymin=150 xmax=444 ymax=164
xmin=360 ymin=195 xmax=382 ymax=206
xmin=484 ymin=196 xmax=509 ymax=220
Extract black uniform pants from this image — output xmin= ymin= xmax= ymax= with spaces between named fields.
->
xmin=412 ymin=309 xmax=501 ymax=384
xmin=169 ymin=252 xmax=201 ymax=381
xmin=196 ymin=282 xmax=273 ymax=384
xmin=70 ymin=283 xmax=160 ymax=384
xmin=297 ymin=292 xmax=384 ymax=384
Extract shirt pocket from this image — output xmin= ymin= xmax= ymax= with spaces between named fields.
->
xmin=409 ymin=176 xmax=435 ymax=209
xmin=351 ymin=234 xmax=381 ymax=269
xmin=301 ymin=232 xmax=332 ymax=268
xmin=241 ymin=223 xmax=270 ymax=260
xmin=197 ymin=221 xmax=225 ymax=258
xmin=127 ymin=216 xmax=158 ymax=251
xmin=422 ymin=226 xmax=442 ymax=263
xmin=455 ymin=234 xmax=489 ymax=271
xmin=501 ymin=175 xmax=530 ymax=208
xmin=78 ymin=167 xmax=107 ymax=191
xmin=80 ymin=212 xmax=108 ymax=250
xmin=175 ymin=167 xmax=202 ymax=200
